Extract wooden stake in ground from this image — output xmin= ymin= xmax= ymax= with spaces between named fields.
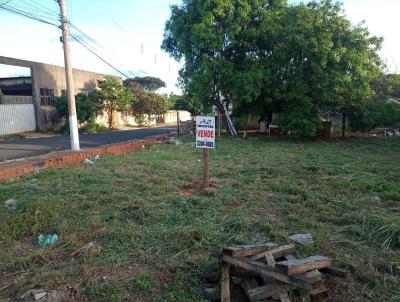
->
xmin=203 ymin=148 xmax=209 ymax=188
xmin=221 ymin=262 xmax=231 ymax=302
xmin=177 ymin=111 xmax=180 ymax=135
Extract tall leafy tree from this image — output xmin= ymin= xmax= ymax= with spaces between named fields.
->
xmin=372 ymin=74 xmax=400 ymax=99
xmin=232 ymin=0 xmax=383 ymax=137
xmin=95 ymin=76 xmax=131 ymax=128
xmin=124 ymin=76 xmax=166 ymax=92
xmin=163 ymin=0 xmax=383 ymax=137
xmin=162 ymin=0 xmax=283 ymax=135
xmin=169 ymin=94 xmax=203 ymax=116
xmin=129 ymin=84 xmax=168 ymax=125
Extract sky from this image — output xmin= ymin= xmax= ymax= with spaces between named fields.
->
xmin=0 ymin=0 xmax=399 ymax=94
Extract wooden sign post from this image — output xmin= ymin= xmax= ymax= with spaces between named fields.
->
xmin=196 ymin=116 xmax=215 ymax=188
xmin=203 ymin=148 xmax=209 ymax=187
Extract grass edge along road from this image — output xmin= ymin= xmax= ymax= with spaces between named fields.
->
xmin=0 ymin=136 xmax=399 ymax=301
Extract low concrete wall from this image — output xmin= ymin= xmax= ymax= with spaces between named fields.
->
xmin=95 ymin=110 xmax=192 ymax=127
xmin=164 ymin=110 xmax=191 ymax=123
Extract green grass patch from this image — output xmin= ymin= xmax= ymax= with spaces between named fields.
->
xmin=0 ymin=136 xmax=399 ymax=301
xmin=2 ymin=133 xmax=26 ymax=140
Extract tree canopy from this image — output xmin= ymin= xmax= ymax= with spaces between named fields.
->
xmin=162 ymin=0 xmax=384 ymax=137
xmin=129 ymin=84 xmax=168 ymax=125
xmin=372 ymin=74 xmax=400 ymax=100
xmin=124 ymin=76 xmax=166 ymax=92
xmin=167 ymin=93 xmax=203 ymax=116
xmin=95 ymin=76 xmax=131 ymax=128
xmin=55 ymin=93 xmax=100 ymax=125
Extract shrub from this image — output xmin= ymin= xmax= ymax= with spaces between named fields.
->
xmin=55 ymin=93 xmax=100 ymax=125
xmin=350 ymin=98 xmax=400 ymax=132
xmin=278 ymin=102 xmax=321 ymax=138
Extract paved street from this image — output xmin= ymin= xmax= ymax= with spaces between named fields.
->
xmin=0 ymin=126 xmax=176 ymax=162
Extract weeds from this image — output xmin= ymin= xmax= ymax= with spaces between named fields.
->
xmin=0 ymin=136 xmax=399 ymax=301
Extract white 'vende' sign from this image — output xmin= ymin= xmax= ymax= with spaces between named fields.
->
xmin=196 ymin=116 xmax=215 ymax=149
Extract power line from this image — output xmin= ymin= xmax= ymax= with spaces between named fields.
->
xmin=70 ymin=33 xmax=131 ymax=78
xmin=0 ymin=0 xmax=15 ymax=7
xmin=0 ymin=5 xmax=59 ymax=27
xmin=0 ymin=1 xmax=135 ymax=79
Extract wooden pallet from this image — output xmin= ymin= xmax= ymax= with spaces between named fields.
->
xmin=210 ymin=243 xmax=349 ymax=302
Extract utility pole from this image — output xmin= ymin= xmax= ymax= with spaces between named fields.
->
xmin=59 ymin=0 xmax=80 ymax=151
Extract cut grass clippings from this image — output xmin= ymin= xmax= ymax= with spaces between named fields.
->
xmin=0 ymin=136 xmax=399 ymax=301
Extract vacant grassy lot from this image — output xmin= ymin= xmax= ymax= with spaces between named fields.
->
xmin=0 ymin=136 xmax=399 ymax=301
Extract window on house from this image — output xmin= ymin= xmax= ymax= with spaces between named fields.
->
xmin=40 ymin=88 xmax=56 ymax=106
xmin=61 ymin=90 xmax=67 ymax=97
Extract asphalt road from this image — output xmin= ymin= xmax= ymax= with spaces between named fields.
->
xmin=0 ymin=126 xmax=176 ymax=162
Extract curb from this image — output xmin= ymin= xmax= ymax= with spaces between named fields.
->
xmin=0 ymin=135 xmax=168 ymax=181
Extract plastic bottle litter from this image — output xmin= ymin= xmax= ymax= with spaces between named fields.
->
xmin=167 ymin=137 xmax=183 ymax=145
xmin=83 ymin=155 xmax=100 ymax=164
xmin=89 ymin=155 xmax=101 ymax=161
xmin=82 ymin=159 xmax=94 ymax=165
xmin=37 ymin=234 xmax=59 ymax=247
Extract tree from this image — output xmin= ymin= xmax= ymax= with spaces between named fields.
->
xmin=162 ymin=0 xmax=276 ymax=135
xmin=372 ymin=74 xmax=400 ymax=99
xmin=95 ymin=76 xmax=131 ymax=128
xmin=0 ymin=89 xmax=3 ymax=104
xmin=130 ymin=84 xmax=167 ymax=125
xmin=123 ymin=76 xmax=166 ymax=92
xmin=232 ymin=0 xmax=383 ymax=137
xmin=168 ymin=93 xmax=203 ymax=115
xmin=163 ymin=0 xmax=383 ymax=137
xmin=349 ymin=97 xmax=400 ymax=132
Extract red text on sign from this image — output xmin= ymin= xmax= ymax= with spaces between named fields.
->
xmin=197 ymin=130 xmax=214 ymax=138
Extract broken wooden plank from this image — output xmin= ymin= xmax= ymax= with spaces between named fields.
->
xmin=291 ymin=270 xmax=322 ymax=284
xmin=203 ymin=267 xmax=259 ymax=284
xmin=223 ymin=242 xmax=277 ymax=257
xmin=221 ymin=255 xmax=311 ymax=288
xmin=310 ymin=285 xmax=329 ymax=302
xmin=265 ymin=251 xmax=276 ymax=267
xmin=319 ymin=266 xmax=349 ymax=279
xmin=284 ymin=250 xmax=321 ymax=285
xmin=251 ymin=244 xmax=297 ymax=261
xmin=242 ymin=278 xmax=259 ymax=302
xmin=276 ymin=256 xmax=331 ymax=276
xmin=279 ymin=292 xmax=291 ymax=302
xmin=221 ymin=262 xmax=230 ymax=302
xmin=284 ymin=253 xmax=297 ymax=260
xmin=247 ymin=283 xmax=290 ymax=301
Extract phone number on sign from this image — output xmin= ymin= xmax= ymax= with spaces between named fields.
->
xmin=196 ymin=141 xmax=214 ymax=148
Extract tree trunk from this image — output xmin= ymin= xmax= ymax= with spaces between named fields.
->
xmin=108 ymin=109 xmax=114 ymax=129
xmin=342 ymin=111 xmax=346 ymax=138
